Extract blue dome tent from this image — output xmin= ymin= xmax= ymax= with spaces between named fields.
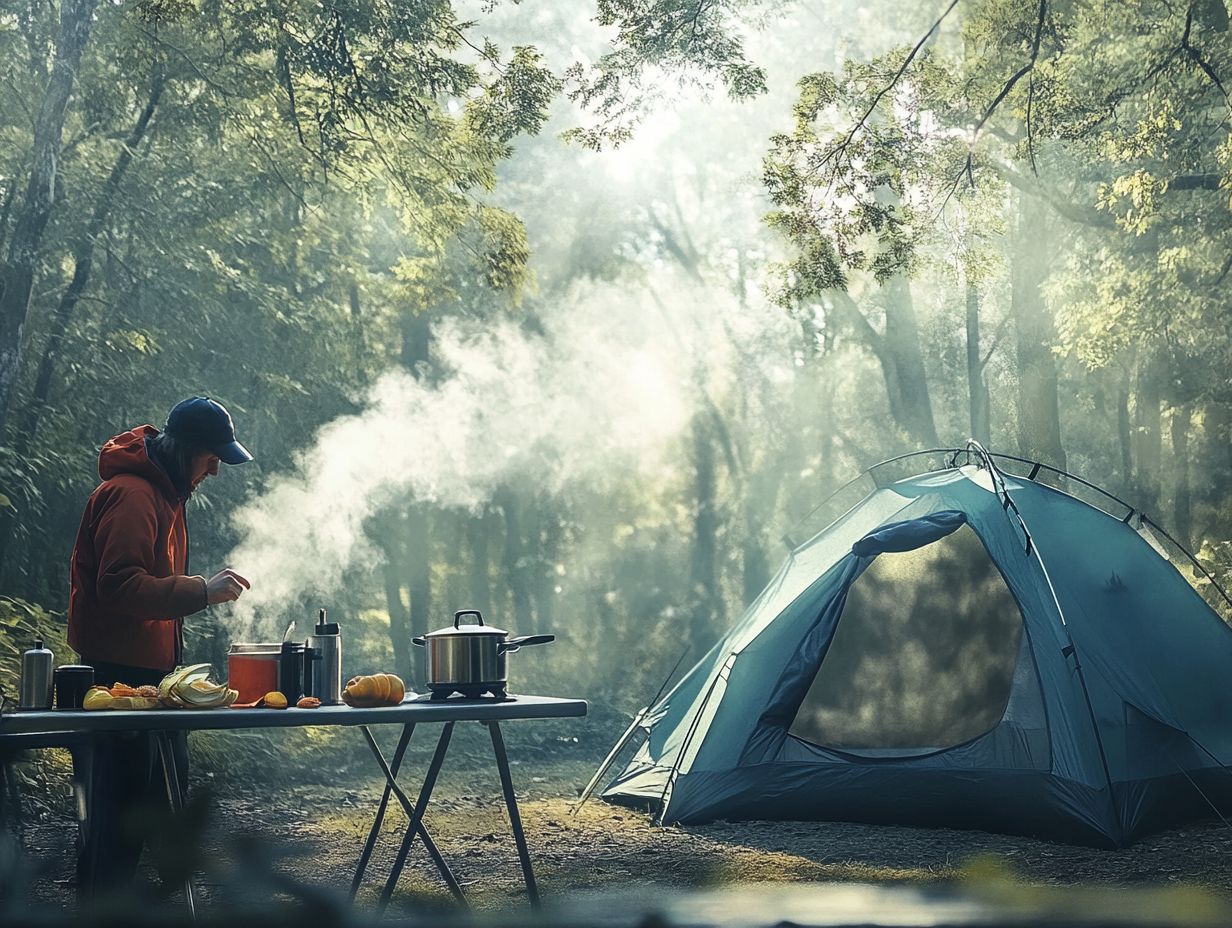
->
xmin=597 ymin=443 xmax=1232 ymax=847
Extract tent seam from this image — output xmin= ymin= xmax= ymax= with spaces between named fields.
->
xmin=1018 ymin=512 xmax=1123 ymax=839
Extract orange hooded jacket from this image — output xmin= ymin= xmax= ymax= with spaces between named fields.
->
xmin=68 ymin=426 xmax=208 ymax=671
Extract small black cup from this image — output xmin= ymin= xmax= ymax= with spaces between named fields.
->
xmin=278 ymin=642 xmax=305 ymax=703
xmin=54 ymin=665 xmax=95 ymax=710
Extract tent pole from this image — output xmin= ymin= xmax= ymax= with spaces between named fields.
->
xmin=574 ymin=709 xmax=648 ymax=814
xmin=955 ymin=441 xmax=1123 ymax=835
xmin=655 ymin=651 xmax=736 ymax=824
xmin=793 ymin=441 xmax=1232 ymax=613
xmin=783 ymin=448 xmax=956 ymax=544
xmin=1140 ymin=516 xmax=1232 ymax=613
xmin=1022 ymin=528 xmax=1123 ymax=837
xmin=576 ymin=646 xmax=691 ymax=813
xmin=1184 ymin=731 xmax=1232 ymax=781
xmin=1170 ymin=754 xmax=1232 ymax=832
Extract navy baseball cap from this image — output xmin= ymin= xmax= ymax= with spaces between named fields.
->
xmin=164 ymin=397 xmax=253 ymax=465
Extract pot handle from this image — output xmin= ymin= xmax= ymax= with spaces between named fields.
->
xmin=412 ymin=636 xmax=426 ymax=647
xmin=499 ymin=634 xmax=555 ymax=654
xmin=453 ymin=609 xmax=484 ymax=628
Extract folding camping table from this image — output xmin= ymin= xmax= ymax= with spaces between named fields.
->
xmin=0 ymin=694 xmax=587 ymax=916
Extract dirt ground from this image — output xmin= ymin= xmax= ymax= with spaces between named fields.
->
xmin=11 ymin=736 xmax=1232 ymax=919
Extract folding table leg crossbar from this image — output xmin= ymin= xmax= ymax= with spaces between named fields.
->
xmin=371 ymin=720 xmax=542 ymax=913
xmin=1 ymin=695 xmax=585 ymax=916
xmin=351 ymin=723 xmax=466 ymax=906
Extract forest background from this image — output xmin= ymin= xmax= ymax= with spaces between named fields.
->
xmin=1 ymin=0 xmax=1231 ymax=763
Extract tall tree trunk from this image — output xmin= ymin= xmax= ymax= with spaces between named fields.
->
xmin=534 ymin=502 xmax=560 ymax=633
xmin=1010 ymin=193 xmax=1066 ymax=468
xmin=15 ymin=69 xmax=164 ymax=450
xmin=0 ymin=36 xmax=155 ymax=583
xmin=379 ymin=531 xmax=414 ymax=685
xmin=0 ymin=0 xmax=100 ymax=436
xmin=741 ymin=516 xmax=770 ymax=606
xmin=497 ymin=488 xmax=534 ymax=631
xmin=399 ymin=309 xmax=434 ymax=683
xmin=1171 ymin=404 xmax=1193 ymax=549
xmin=817 ymin=326 xmax=836 ymax=487
xmin=522 ymin=496 xmax=543 ymax=631
xmin=966 ymin=278 xmax=991 ymax=445
xmin=1133 ymin=351 xmax=1164 ymax=515
xmin=741 ymin=466 xmax=781 ymax=605
xmin=0 ymin=179 xmax=15 ymax=257
xmin=405 ymin=506 xmax=431 ymax=685
xmin=828 ymin=285 xmax=937 ymax=447
xmin=689 ymin=417 xmax=722 ymax=649
xmin=1117 ymin=369 xmax=1133 ymax=494
xmin=400 ymin=311 xmax=432 ymax=378
xmin=882 ymin=276 xmax=940 ymax=445
xmin=1203 ymin=401 xmax=1232 ymax=506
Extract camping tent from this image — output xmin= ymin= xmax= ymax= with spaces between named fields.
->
xmin=601 ymin=445 xmax=1232 ymax=847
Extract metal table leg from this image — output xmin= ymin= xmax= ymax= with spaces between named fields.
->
xmin=155 ymin=732 xmax=197 ymax=921
xmin=351 ymin=724 xmax=413 ymax=900
xmin=376 ymin=721 xmax=454 ymax=913
xmin=487 ymin=721 xmax=540 ymax=908
xmin=71 ymin=734 xmax=96 ymax=886
xmin=353 ymin=724 xmax=466 ymax=906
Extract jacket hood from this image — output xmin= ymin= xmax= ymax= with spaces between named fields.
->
xmin=98 ymin=426 xmax=181 ymax=501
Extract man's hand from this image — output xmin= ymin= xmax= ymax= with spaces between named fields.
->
xmin=206 ymin=568 xmax=251 ymax=605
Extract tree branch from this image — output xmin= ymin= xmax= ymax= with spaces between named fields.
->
xmin=931 ymin=1 xmax=1048 ymax=215
xmin=971 ymin=0 xmax=1048 ymax=137
xmin=985 ymin=159 xmax=1116 ymax=228
xmin=806 ymin=0 xmax=961 ymax=180
xmin=825 ymin=289 xmax=887 ymax=362
xmin=1182 ymin=4 xmax=1232 ymax=112
xmin=981 ymin=312 xmax=1013 ymax=370
xmin=129 ymin=22 xmax=236 ymax=97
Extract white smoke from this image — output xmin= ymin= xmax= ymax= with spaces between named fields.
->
xmin=222 ymin=276 xmax=780 ymax=637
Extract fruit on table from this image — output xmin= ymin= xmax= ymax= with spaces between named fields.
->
xmin=105 ymin=683 xmax=160 ymax=699
xmin=83 ymin=688 xmax=116 ymax=710
xmin=343 ymin=673 xmax=405 ymax=708
xmin=158 ymin=664 xmax=239 ymax=709
xmin=260 ymin=691 xmax=288 ymax=709
xmin=111 ymin=695 xmax=162 ymax=710
xmin=83 ymin=684 xmax=161 ymax=711
xmin=296 ymin=696 xmax=321 ymax=709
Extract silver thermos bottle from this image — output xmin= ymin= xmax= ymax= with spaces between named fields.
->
xmin=19 ymin=639 xmax=54 ymax=710
xmin=308 ymin=608 xmax=342 ymax=705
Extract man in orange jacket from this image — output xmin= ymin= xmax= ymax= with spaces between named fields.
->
xmin=68 ymin=396 xmax=253 ymax=896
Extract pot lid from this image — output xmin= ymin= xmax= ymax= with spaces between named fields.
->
xmin=228 ymin=642 xmax=283 ymax=653
xmin=424 ymin=609 xmax=507 ymax=638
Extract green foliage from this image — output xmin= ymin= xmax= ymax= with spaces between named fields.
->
xmin=465 ymin=44 xmax=561 ymax=146
xmin=0 ymin=597 xmax=72 ymax=812
xmin=0 ymin=0 xmax=569 ymax=607
xmin=563 ymin=0 xmax=769 ymax=149
xmin=3 ymin=0 xmax=1232 ymax=811
xmin=0 ymin=597 xmax=67 ymax=707
xmin=760 ymin=0 xmax=1232 ymax=417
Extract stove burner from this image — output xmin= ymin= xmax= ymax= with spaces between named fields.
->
xmin=426 ymin=683 xmax=511 ymax=701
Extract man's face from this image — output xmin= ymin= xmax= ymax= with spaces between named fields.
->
xmin=188 ymin=452 xmax=220 ymax=490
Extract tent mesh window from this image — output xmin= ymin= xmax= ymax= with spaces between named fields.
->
xmin=789 ymin=525 xmax=1026 ymax=751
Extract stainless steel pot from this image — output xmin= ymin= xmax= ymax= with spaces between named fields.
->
xmin=412 ymin=610 xmax=553 ymax=699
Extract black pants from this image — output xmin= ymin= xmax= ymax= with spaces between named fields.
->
xmin=72 ymin=661 xmax=188 ymax=898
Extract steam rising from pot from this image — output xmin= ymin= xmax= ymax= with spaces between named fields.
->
xmin=223 ymin=278 xmax=791 ymax=638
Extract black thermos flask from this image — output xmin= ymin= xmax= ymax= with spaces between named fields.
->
xmin=303 ymin=642 xmax=321 ymax=702
xmin=278 ymin=641 xmax=306 ymax=703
